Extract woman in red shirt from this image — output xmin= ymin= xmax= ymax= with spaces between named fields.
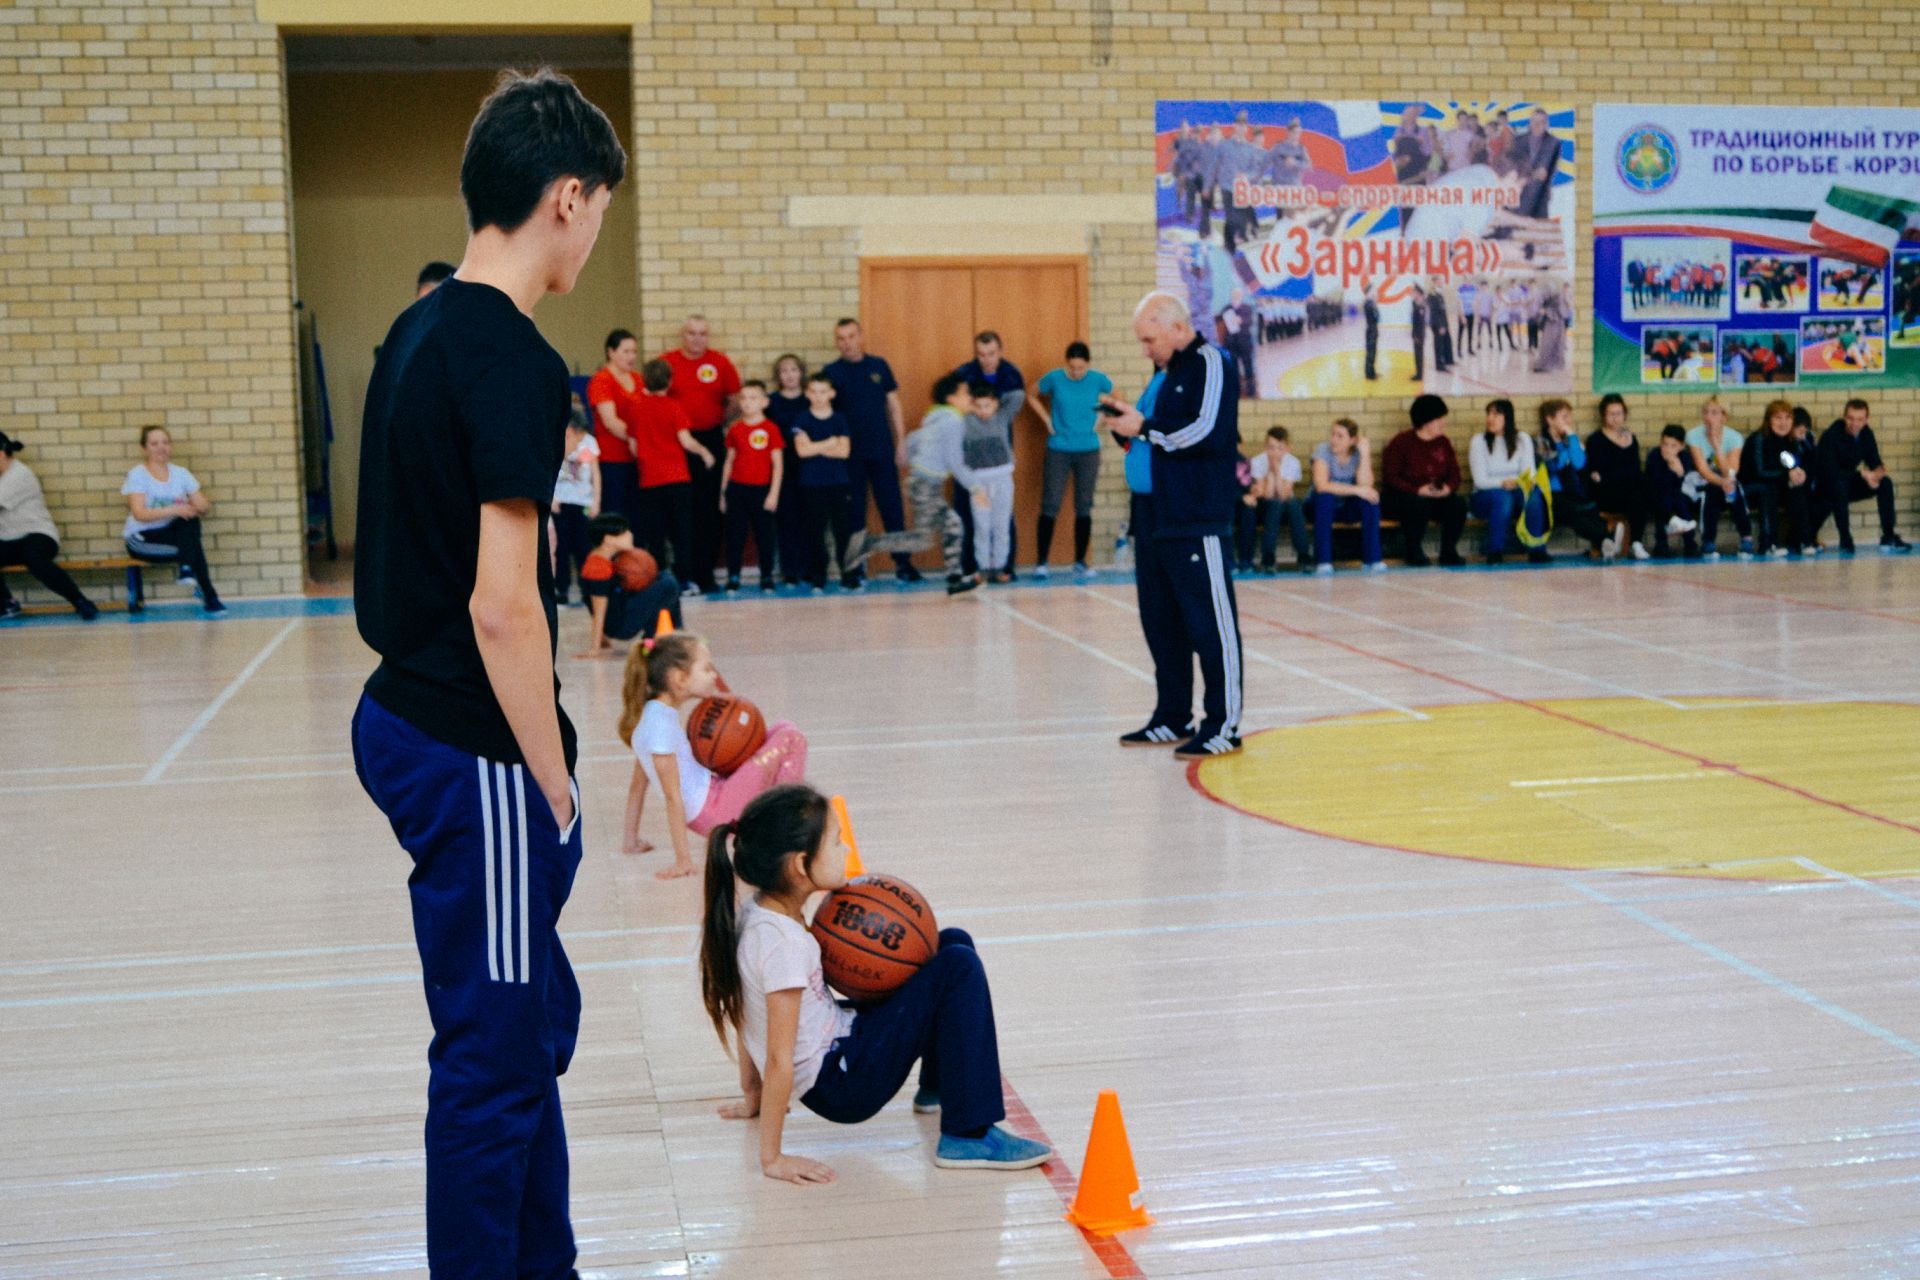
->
xmin=587 ymin=329 xmax=643 ymax=529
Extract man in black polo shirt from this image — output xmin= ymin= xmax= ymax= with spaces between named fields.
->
xmin=1102 ymin=291 xmax=1246 ymax=758
xmin=350 ymin=70 xmax=624 ymax=1278
xmin=822 ymin=318 xmax=919 ymax=582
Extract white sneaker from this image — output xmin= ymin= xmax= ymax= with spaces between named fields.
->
xmin=1600 ymin=531 xmax=1619 ymax=559
xmin=1363 ymin=561 xmax=1388 ymax=574
xmin=1803 ymin=544 xmax=1821 ymax=556
xmin=1630 ymin=541 xmax=1650 ymax=561
xmin=1702 ymin=550 xmax=1720 ymax=563
xmin=1768 ymin=546 xmax=1790 ymax=559
xmin=1666 ymin=515 xmax=1697 ymax=535
xmin=1032 ymin=564 xmax=1050 ymax=580
xmin=1314 ymin=563 xmax=1334 ymax=576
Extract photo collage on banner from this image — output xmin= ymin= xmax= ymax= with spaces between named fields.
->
xmin=1593 ymin=106 xmax=1920 ymax=392
xmin=1155 ymin=100 xmax=1578 ymax=400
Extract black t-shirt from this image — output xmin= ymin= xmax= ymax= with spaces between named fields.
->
xmin=354 ymin=278 xmax=578 ymax=769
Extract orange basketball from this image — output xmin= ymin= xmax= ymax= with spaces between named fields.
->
xmin=810 ymin=874 xmax=939 ymax=1003
xmin=612 ymin=547 xmax=658 ymax=592
xmin=687 ymin=696 xmax=766 ymax=775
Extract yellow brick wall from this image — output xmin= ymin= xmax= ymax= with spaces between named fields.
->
xmin=0 ymin=2 xmax=304 ymax=602
xmin=631 ymin=0 xmax=1920 ymax=553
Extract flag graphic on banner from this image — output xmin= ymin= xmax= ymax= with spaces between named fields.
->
xmin=1809 ymin=186 xmax=1920 ymax=268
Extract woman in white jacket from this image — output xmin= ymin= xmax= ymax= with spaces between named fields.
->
xmin=1468 ymin=399 xmax=1534 ymax=564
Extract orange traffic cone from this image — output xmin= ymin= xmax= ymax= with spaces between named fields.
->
xmin=655 ymin=608 xmax=674 ymax=637
xmin=830 ymin=794 xmax=866 ymax=878
xmin=1065 ymin=1090 xmax=1153 ymax=1236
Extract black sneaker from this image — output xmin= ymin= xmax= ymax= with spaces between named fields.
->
xmin=1838 ymin=540 xmax=1856 ymax=556
xmin=1 ymin=597 xmax=21 ymax=619
xmin=1120 ymin=721 xmax=1194 ymax=747
xmin=1405 ymin=552 xmax=1432 ymax=568
xmin=75 ymin=598 xmax=99 ymax=621
xmin=1174 ymin=732 xmax=1243 ymax=758
xmin=946 ymin=574 xmax=981 ymax=596
xmin=1439 ymin=550 xmax=1467 ymax=567
xmin=897 ymin=565 xmax=925 ymax=583
xmin=1882 ymin=534 xmax=1911 ymax=554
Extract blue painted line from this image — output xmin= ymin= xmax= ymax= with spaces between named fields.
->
xmin=0 ymin=882 xmax=1839 ymax=1011
xmin=0 ymin=595 xmax=357 ymax=629
xmin=1569 ymin=879 xmax=1920 ymax=1061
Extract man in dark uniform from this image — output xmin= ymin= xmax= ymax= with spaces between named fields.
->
xmin=1426 ymin=284 xmax=1454 ymax=372
xmin=1100 ymin=291 xmax=1245 ymax=758
xmin=1362 ymin=286 xmax=1380 ymax=381
xmin=1409 ymin=283 xmax=1427 ymax=382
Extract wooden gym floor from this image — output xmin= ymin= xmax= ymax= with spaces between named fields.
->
xmin=4 ymin=558 xmax=1920 ymax=1278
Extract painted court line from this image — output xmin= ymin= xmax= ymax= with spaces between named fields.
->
xmin=1664 ymin=574 xmax=1920 ymax=628
xmin=1510 ymin=771 xmax=1713 ymax=788
xmin=1568 ymin=879 xmax=1920 ymax=1061
xmin=142 ymin=618 xmax=301 ymax=784
xmin=992 ymin=598 xmax=1154 ymax=684
xmin=0 ymin=883 xmax=1843 ymax=1010
xmin=1000 ymin=1076 xmax=1145 ymax=1279
xmin=1792 ymin=857 xmax=1920 ymax=911
xmin=1231 ymin=600 xmax=1920 ymax=842
xmin=1248 ymin=583 xmax=1694 ymax=711
xmin=1380 ymin=578 xmax=1873 ymax=702
xmin=1076 ymin=585 xmax=1428 ymax=720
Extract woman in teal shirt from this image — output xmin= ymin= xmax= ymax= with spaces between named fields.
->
xmin=1032 ymin=341 xmax=1113 ymax=577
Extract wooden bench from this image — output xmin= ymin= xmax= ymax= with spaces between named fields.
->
xmin=0 ymin=555 xmax=148 ymax=611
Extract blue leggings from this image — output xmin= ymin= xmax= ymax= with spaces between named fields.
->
xmin=1311 ymin=492 xmax=1382 ymax=566
xmin=1470 ymin=487 xmax=1520 ymax=554
xmin=801 ymin=928 xmax=1004 ymax=1137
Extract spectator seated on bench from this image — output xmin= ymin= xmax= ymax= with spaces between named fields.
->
xmin=1381 ymin=394 xmax=1467 ymax=567
xmin=1310 ymin=416 xmax=1384 ymax=575
xmin=1468 ymin=399 xmax=1535 ymax=565
xmin=122 ymin=424 xmax=225 ymax=616
xmin=0 ymin=429 xmax=98 ymax=620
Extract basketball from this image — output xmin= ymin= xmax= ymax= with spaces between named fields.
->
xmin=687 ymin=695 xmax=766 ymax=774
xmin=810 ymin=874 xmax=939 ymax=1003
xmin=612 ymin=547 xmax=658 ymax=591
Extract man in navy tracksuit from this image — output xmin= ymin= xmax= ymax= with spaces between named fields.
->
xmin=1102 ymin=292 xmax=1245 ymax=758
xmin=351 ymin=72 xmax=624 ymax=1278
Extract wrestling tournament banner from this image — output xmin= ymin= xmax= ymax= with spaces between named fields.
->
xmin=1156 ymin=100 xmax=1577 ymax=401
xmin=1593 ymin=104 xmax=1920 ymax=392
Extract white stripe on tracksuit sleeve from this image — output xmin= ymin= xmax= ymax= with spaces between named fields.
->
xmin=1147 ymin=345 xmax=1223 ymax=452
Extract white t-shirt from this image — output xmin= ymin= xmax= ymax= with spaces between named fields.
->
xmin=554 ymin=434 xmax=600 ymax=509
xmin=0 ymin=461 xmax=58 ymax=543
xmin=634 ymin=698 xmax=711 ymax=819
xmin=736 ymin=900 xmax=853 ymax=1097
xmin=1248 ymin=451 xmax=1302 ymax=494
xmin=120 ymin=464 xmax=200 ymax=538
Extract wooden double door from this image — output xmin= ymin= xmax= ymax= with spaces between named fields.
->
xmin=859 ymin=256 xmax=1090 ymax=568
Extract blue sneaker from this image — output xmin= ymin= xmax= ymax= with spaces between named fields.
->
xmin=934 ymin=1125 xmax=1053 ymax=1170
xmin=912 ymin=1088 xmax=940 ymax=1114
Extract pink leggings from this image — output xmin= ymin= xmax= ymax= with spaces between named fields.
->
xmin=689 ymin=721 xmax=808 ymax=835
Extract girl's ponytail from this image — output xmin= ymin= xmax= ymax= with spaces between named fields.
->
xmin=616 ymin=641 xmax=651 ymax=746
xmin=698 ymin=820 xmax=745 ymax=1047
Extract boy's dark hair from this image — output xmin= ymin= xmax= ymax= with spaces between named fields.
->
xmin=1790 ymin=405 xmax=1813 ymax=431
xmin=967 ymin=380 xmax=997 ymax=402
xmin=604 ymin=327 xmax=635 ymax=354
xmin=460 ymin=68 xmax=627 ymax=234
xmin=740 ymin=378 xmax=768 ymax=394
xmin=416 ymin=260 xmax=456 ymax=289
xmin=1265 ymin=425 xmax=1289 ymax=444
xmin=641 ymin=358 xmax=673 ymax=393
xmin=1661 ymin=424 xmax=1688 ymax=442
xmin=975 ymin=330 xmax=1002 ymax=347
xmin=1065 ymin=340 xmax=1091 ymax=361
xmin=806 ymin=372 xmax=835 ymax=389
xmin=586 ymin=512 xmax=629 ymax=545
xmin=930 ymin=371 xmax=964 ymax=405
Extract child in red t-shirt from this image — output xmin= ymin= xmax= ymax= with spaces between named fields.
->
xmin=630 ymin=358 xmax=713 ymax=594
xmin=719 ymin=380 xmax=786 ymax=593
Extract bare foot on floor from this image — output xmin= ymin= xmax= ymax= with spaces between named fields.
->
xmin=622 ymin=838 xmax=655 ymax=855
xmin=655 ymin=860 xmax=697 ymax=881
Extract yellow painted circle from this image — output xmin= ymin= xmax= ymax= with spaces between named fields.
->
xmin=1194 ymin=698 xmax=1920 ymax=881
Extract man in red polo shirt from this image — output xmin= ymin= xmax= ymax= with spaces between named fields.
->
xmin=658 ymin=314 xmax=741 ymax=594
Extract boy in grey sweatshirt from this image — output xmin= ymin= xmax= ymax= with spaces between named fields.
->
xmin=904 ymin=371 xmax=978 ymax=594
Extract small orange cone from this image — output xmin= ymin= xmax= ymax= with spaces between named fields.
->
xmin=830 ymin=794 xmax=866 ymax=878
xmin=655 ymin=608 xmax=674 ymax=637
xmin=1065 ymin=1090 xmax=1154 ymax=1236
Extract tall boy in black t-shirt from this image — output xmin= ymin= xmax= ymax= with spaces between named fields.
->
xmin=348 ymin=69 xmax=624 ymax=1278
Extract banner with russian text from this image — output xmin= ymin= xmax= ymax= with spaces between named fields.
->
xmin=1155 ymin=100 xmax=1577 ymax=401
xmin=1593 ymin=104 xmax=1920 ymax=392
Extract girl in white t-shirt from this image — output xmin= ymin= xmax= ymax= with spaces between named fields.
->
xmin=120 ymin=424 xmax=223 ymax=614
xmin=617 ymin=632 xmax=808 ymax=880
xmin=700 ymin=783 xmax=1052 ymax=1183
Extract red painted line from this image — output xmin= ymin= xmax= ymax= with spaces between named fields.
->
xmin=1000 ymin=1074 xmax=1146 ymax=1279
xmin=1235 ymin=607 xmax=1920 ymax=841
xmin=1659 ymin=573 xmax=1920 ymax=628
